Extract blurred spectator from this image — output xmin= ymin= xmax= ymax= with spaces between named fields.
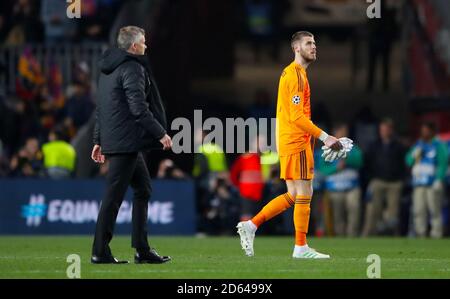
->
xmin=445 ymin=136 xmax=450 ymax=236
xmin=42 ymin=128 xmax=76 ymax=179
xmin=16 ymin=47 xmax=45 ymax=102
xmin=0 ymin=0 xmax=14 ymax=43
xmin=257 ymin=165 xmax=288 ymax=235
xmin=366 ymin=0 xmax=399 ymax=92
xmin=204 ymin=174 xmax=241 ymax=235
xmin=255 ymin=128 xmax=278 ymax=183
xmin=248 ymin=88 xmax=275 ymax=120
xmin=0 ymin=95 xmax=24 ymax=153
xmin=192 ymin=130 xmax=228 ymax=179
xmin=46 ymin=60 xmax=66 ymax=110
xmin=350 ymin=105 xmax=378 ymax=153
xmin=71 ymin=116 xmax=98 ymax=178
xmin=244 ymin=0 xmax=272 ymax=62
xmin=405 ymin=122 xmax=448 ymax=238
xmin=230 ymin=136 xmax=264 ymax=221
xmin=260 ymin=150 xmax=278 ymax=179
xmin=9 ymin=137 xmax=43 ymax=177
xmin=244 ymin=0 xmax=289 ymax=62
xmin=192 ymin=128 xmax=228 ymax=191
xmin=41 ymin=0 xmax=77 ymax=43
xmin=77 ymin=0 xmax=122 ymax=42
xmin=193 ymin=129 xmax=229 ymax=234
xmin=0 ymin=139 xmax=9 ymax=176
xmin=311 ymin=146 xmax=327 ymax=237
xmin=4 ymin=0 xmax=43 ymax=45
xmin=72 ymin=61 xmax=91 ymax=88
xmin=362 ymin=118 xmax=407 ymax=236
xmin=319 ymin=124 xmax=363 ymax=237
xmin=311 ymin=102 xmax=332 ymax=136
xmin=157 ymin=159 xmax=188 ymax=179
xmin=64 ymin=62 xmax=94 ymax=132
xmin=36 ymin=85 xmax=59 ymax=139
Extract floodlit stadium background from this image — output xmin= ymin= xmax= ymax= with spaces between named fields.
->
xmin=0 ymin=0 xmax=449 ymax=278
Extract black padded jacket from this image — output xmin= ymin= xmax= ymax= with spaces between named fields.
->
xmin=93 ymin=48 xmax=167 ymax=153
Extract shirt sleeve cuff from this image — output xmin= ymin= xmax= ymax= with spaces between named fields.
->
xmin=318 ymin=131 xmax=329 ymax=142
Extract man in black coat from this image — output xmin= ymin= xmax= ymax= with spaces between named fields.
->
xmin=91 ymin=26 xmax=172 ymax=264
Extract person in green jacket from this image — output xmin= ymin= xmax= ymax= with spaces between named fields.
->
xmin=42 ymin=128 xmax=76 ymax=179
xmin=319 ymin=124 xmax=363 ymax=236
xmin=405 ymin=122 xmax=448 ymax=238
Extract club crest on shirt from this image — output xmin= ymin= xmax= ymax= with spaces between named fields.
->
xmin=292 ymin=95 xmax=301 ymax=105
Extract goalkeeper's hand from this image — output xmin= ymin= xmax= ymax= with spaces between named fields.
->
xmin=321 ymin=137 xmax=354 ymax=163
xmin=323 ymin=135 xmax=343 ymax=151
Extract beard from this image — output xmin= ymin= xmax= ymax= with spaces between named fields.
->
xmin=300 ymin=50 xmax=316 ymax=63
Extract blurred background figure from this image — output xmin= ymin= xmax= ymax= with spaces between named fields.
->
xmin=350 ymin=105 xmax=378 ymax=154
xmin=204 ymin=173 xmax=241 ymax=236
xmin=230 ymin=134 xmax=264 ymax=221
xmin=255 ymin=160 xmax=287 ymax=236
xmin=40 ymin=0 xmax=77 ymax=43
xmin=42 ymin=127 xmax=76 ymax=179
xmin=310 ymin=146 xmax=327 ymax=237
xmin=192 ymin=129 xmax=228 ymax=180
xmin=245 ymin=0 xmax=289 ymax=62
xmin=157 ymin=159 xmax=188 ymax=180
xmin=0 ymin=0 xmax=448 ymax=240
xmin=192 ymin=129 xmax=229 ymax=235
xmin=248 ymin=88 xmax=275 ymax=120
xmin=63 ymin=62 xmax=94 ymax=134
xmin=319 ymin=124 xmax=363 ymax=237
xmin=9 ymin=137 xmax=43 ymax=177
xmin=76 ymin=0 xmax=121 ymax=42
xmin=366 ymin=0 xmax=399 ymax=92
xmin=406 ymin=122 xmax=448 ymax=238
xmin=0 ymin=139 xmax=9 ymax=176
xmin=363 ymin=118 xmax=407 ymax=236
xmin=4 ymin=0 xmax=42 ymax=46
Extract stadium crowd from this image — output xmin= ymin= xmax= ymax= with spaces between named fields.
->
xmin=6 ymin=82 xmax=448 ymax=240
xmin=0 ymin=0 xmax=449 ymax=239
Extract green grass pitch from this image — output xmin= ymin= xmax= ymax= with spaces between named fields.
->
xmin=0 ymin=236 xmax=449 ymax=279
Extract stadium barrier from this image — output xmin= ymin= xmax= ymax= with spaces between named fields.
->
xmin=0 ymin=179 xmax=196 ymax=235
xmin=0 ymin=43 xmax=107 ymax=95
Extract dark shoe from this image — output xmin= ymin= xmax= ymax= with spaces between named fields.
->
xmin=135 ymin=248 xmax=171 ymax=264
xmin=91 ymin=255 xmax=129 ymax=264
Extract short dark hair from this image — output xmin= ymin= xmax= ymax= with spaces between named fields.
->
xmin=332 ymin=122 xmax=348 ymax=135
xmin=117 ymin=26 xmax=145 ymax=50
xmin=291 ymin=31 xmax=314 ymax=51
xmin=380 ymin=117 xmax=394 ymax=127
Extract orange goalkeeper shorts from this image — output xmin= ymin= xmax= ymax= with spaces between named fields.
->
xmin=279 ymin=146 xmax=314 ymax=180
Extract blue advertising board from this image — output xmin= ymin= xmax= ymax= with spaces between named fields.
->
xmin=0 ymin=179 xmax=196 ymax=235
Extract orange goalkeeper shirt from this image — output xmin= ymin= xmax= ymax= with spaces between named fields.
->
xmin=276 ymin=61 xmax=323 ymax=156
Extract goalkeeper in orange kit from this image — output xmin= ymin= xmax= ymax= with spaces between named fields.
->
xmin=237 ymin=31 xmax=342 ymax=259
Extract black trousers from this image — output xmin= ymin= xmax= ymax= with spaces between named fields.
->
xmin=92 ymin=152 xmax=151 ymax=257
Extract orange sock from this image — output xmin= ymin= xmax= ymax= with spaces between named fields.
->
xmin=251 ymin=193 xmax=294 ymax=227
xmin=294 ymin=195 xmax=311 ymax=246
